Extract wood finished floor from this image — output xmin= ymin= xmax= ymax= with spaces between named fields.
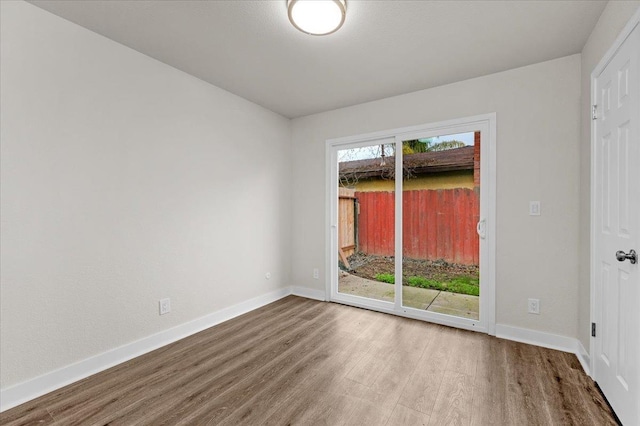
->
xmin=1 ymin=296 xmax=617 ymax=426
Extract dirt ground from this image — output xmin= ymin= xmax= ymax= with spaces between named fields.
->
xmin=344 ymin=252 xmax=478 ymax=281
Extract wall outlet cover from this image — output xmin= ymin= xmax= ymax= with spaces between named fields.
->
xmin=159 ymin=298 xmax=171 ymax=315
xmin=529 ymin=201 xmax=541 ymax=216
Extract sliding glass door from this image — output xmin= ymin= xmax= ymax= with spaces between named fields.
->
xmin=334 ymin=140 xmax=396 ymax=309
xmin=400 ymin=133 xmax=480 ymax=321
xmin=328 ymin=115 xmax=495 ymax=333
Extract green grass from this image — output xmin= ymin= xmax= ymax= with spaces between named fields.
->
xmin=376 ymin=273 xmax=395 ymax=284
xmin=374 ymin=273 xmax=479 ymax=296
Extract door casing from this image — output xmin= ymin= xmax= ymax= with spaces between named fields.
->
xmin=325 ymin=113 xmax=497 ymax=335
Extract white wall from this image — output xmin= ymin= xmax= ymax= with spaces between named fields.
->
xmin=0 ymin=1 xmax=291 ymax=390
xmin=578 ymin=1 xmax=640 ymax=351
xmin=291 ymin=55 xmax=582 ymax=338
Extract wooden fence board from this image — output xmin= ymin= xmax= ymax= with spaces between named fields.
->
xmin=338 ymin=187 xmax=356 ymax=258
xmin=353 ymin=189 xmax=479 ymax=265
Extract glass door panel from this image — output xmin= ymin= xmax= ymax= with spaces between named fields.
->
xmin=401 ymin=132 xmax=480 ymax=320
xmin=337 ymin=143 xmax=395 ymax=304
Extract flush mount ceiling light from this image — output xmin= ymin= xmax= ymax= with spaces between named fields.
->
xmin=288 ymin=0 xmax=346 ymax=36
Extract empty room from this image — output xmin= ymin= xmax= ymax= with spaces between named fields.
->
xmin=1 ymin=0 xmax=639 ymax=425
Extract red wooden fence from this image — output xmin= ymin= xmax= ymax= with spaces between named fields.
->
xmin=355 ymin=189 xmax=479 ymax=265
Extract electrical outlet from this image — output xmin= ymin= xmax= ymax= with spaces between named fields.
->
xmin=313 ymin=268 xmax=319 ymax=279
xmin=528 ymin=298 xmax=540 ymax=315
xmin=159 ymin=298 xmax=171 ymax=315
xmin=529 ymin=201 xmax=541 ymax=216
xmin=265 ymin=272 xmax=271 ymax=280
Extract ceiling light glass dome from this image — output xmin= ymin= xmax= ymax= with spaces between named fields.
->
xmin=288 ymin=0 xmax=346 ymax=36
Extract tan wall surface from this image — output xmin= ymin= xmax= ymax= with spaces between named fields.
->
xmin=352 ymin=171 xmax=474 ymax=192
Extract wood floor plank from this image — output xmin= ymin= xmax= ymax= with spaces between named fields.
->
xmin=428 ymin=370 xmax=474 ymax=426
xmin=288 ymin=390 xmax=357 ymax=426
xmin=258 ymin=336 xmax=376 ymax=424
xmin=444 ymin=329 xmax=480 ymax=378
xmin=384 ymin=316 xmax=433 ymax=354
xmin=154 ymin=303 xmax=351 ymax=425
xmin=0 ymin=406 xmax=55 ymax=426
xmin=153 ymin=318 xmax=332 ymax=423
xmin=370 ymin=347 xmax=424 ymax=396
xmin=534 ymin=347 xmax=617 ymax=426
xmin=0 ymin=296 xmax=618 ymax=426
xmin=215 ymin=326 xmax=368 ymax=425
xmin=257 ymin=357 xmax=373 ymax=424
xmin=399 ymin=325 xmax=453 ymax=416
xmin=504 ymin=340 xmax=558 ymax=426
xmin=345 ymin=343 xmax=394 ymax=387
xmin=342 ymin=398 xmax=392 ymax=426
xmin=470 ymin=336 xmax=509 ymax=426
xmin=387 ymin=403 xmax=431 ymax=426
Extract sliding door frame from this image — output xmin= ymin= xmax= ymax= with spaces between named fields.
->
xmin=326 ymin=113 xmax=496 ymax=335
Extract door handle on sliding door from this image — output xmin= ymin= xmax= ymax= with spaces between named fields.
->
xmin=477 ymin=219 xmax=486 ymax=239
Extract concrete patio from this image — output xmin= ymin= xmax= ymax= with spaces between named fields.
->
xmin=338 ymin=271 xmax=479 ymax=320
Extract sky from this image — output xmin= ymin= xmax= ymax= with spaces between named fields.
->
xmin=430 ymin=132 xmax=474 ymax=146
xmin=338 ymin=131 xmax=474 ymax=162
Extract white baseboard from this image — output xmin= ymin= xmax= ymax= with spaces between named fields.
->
xmin=291 ymin=285 xmax=326 ymax=301
xmin=495 ymin=324 xmax=591 ymax=376
xmin=0 ymin=287 xmax=292 ymax=412
xmin=576 ymin=339 xmax=591 ymax=377
xmin=495 ymin=324 xmax=578 ymax=353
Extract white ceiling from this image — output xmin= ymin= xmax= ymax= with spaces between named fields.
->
xmin=29 ymin=0 xmax=607 ymax=118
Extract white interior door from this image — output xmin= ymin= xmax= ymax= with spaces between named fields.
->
xmin=592 ymin=23 xmax=640 ymax=426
